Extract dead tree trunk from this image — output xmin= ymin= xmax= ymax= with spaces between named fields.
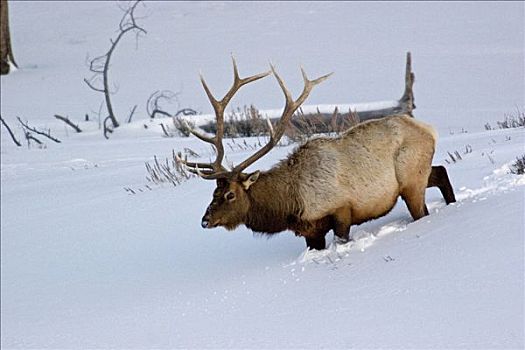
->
xmin=0 ymin=0 xmax=18 ymax=75
xmin=288 ymin=51 xmax=416 ymax=133
xmin=399 ymin=51 xmax=415 ymax=116
xmin=84 ymin=0 xmax=146 ymax=131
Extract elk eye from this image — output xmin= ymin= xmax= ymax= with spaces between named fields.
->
xmin=225 ymin=191 xmax=236 ymax=201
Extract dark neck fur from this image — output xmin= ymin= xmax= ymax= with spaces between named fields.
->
xmin=244 ymin=169 xmax=301 ymax=234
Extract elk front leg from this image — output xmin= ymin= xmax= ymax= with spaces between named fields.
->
xmin=305 ymin=236 xmax=326 ymax=250
xmin=300 ymin=216 xmax=332 ymax=250
xmin=333 ymin=206 xmax=352 ymax=244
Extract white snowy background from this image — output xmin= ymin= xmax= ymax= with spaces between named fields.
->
xmin=1 ymin=1 xmax=524 ymax=348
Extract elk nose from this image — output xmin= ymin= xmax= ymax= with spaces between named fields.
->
xmin=201 ymin=219 xmax=210 ymax=228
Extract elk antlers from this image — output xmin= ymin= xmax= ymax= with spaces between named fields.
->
xmin=178 ymin=57 xmax=331 ymax=179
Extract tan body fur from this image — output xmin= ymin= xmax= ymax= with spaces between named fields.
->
xmin=204 ymin=114 xmax=445 ymax=249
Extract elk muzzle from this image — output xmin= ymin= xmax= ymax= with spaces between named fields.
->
xmin=201 ymin=206 xmax=215 ymax=228
xmin=201 ymin=210 xmax=212 ymax=228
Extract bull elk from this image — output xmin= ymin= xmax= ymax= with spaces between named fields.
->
xmin=178 ymin=56 xmax=456 ymax=250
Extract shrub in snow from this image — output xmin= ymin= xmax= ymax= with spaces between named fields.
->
xmin=510 ymin=155 xmax=525 ymax=175
xmin=485 ymin=108 xmax=525 ymax=130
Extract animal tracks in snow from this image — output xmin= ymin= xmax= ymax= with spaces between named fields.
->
xmin=456 ymin=162 xmax=525 ymax=202
xmin=295 ymin=218 xmax=411 ymax=266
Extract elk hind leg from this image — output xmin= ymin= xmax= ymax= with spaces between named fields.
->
xmin=402 ymin=186 xmax=429 ymax=221
xmin=428 ymin=165 xmax=456 ymax=204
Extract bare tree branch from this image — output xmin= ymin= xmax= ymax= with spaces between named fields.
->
xmin=24 ymin=132 xmax=43 ymax=147
xmin=146 ymin=90 xmax=196 ymax=120
xmin=103 ymin=116 xmax=114 ymax=139
xmin=86 ymin=53 xmax=107 ymax=73
xmin=54 ymin=114 xmax=82 ymax=133
xmin=0 ymin=115 xmax=21 ymax=146
xmin=175 ymin=108 xmax=197 ymax=116
xmin=127 ymin=104 xmax=138 ymax=123
xmin=83 ymin=77 xmax=105 ymax=93
xmin=146 ymin=90 xmax=180 ymax=118
xmin=17 ymin=117 xmax=61 ymax=143
xmin=151 ymin=109 xmax=172 ymax=118
xmin=146 ymin=90 xmax=160 ymax=116
xmin=159 ymin=123 xmax=171 ymax=137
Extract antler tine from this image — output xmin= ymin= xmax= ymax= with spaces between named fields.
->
xmin=231 ymin=65 xmax=331 ymax=174
xmin=231 ymin=55 xmax=240 ymax=82
xmin=185 ymin=58 xmax=271 ymax=179
xmin=222 ymin=56 xmax=271 ymax=108
xmin=210 ymin=56 xmax=269 ymax=172
xmin=185 ymin=164 xmax=231 ymax=179
xmin=200 ymin=74 xmax=218 ymax=108
xmin=174 ymin=152 xmax=214 ymax=170
xmin=176 ymin=152 xmax=229 ymax=179
xmin=187 ymin=167 xmax=228 ymax=180
xmin=296 ymin=67 xmax=333 ymax=107
xmin=270 ymin=63 xmax=293 ymax=106
xmin=175 ymin=152 xmax=213 ymax=170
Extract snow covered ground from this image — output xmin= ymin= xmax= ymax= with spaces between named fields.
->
xmin=1 ymin=1 xmax=524 ymax=349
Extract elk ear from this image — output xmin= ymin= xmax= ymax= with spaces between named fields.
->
xmin=241 ymin=171 xmax=260 ymax=190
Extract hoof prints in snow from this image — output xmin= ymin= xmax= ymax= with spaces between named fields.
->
xmin=296 ymin=218 xmax=410 ymax=265
xmin=457 ymin=162 xmax=525 ymax=202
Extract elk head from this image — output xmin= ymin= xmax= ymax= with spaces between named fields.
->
xmin=177 ymin=57 xmax=331 ymax=231
xmin=200 ymin=171 xmax=260 ymax=230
